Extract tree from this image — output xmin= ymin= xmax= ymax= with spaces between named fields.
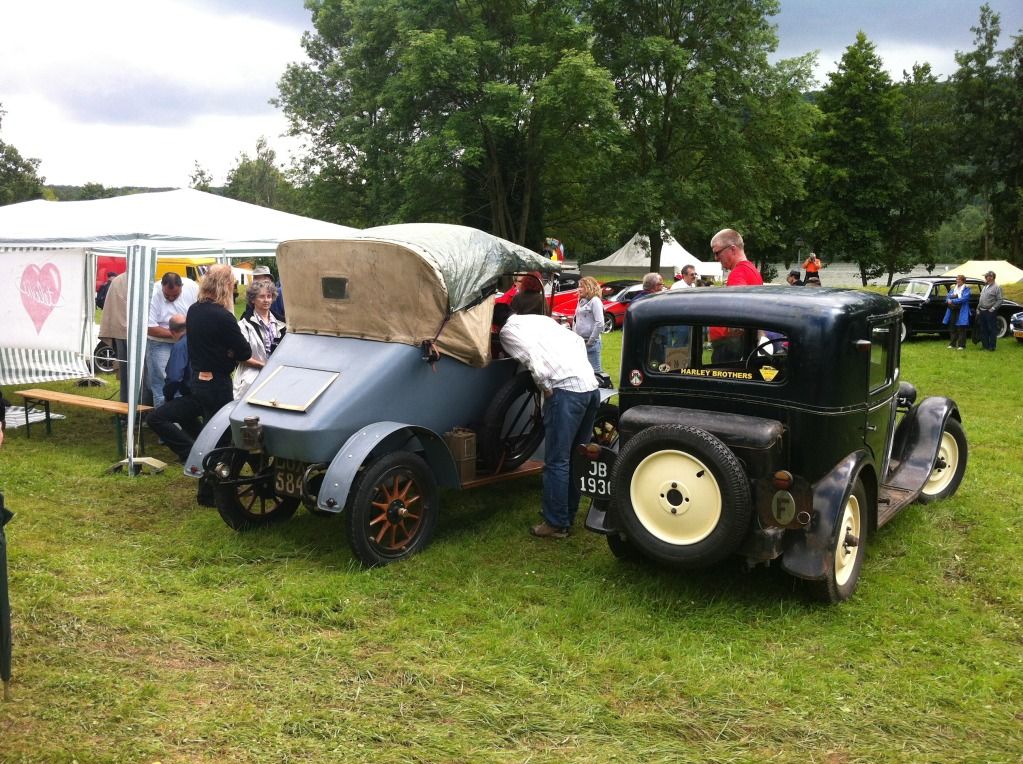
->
xmin=881 ymin=65 xmax=956 ymax=284
xmin=585 ymin=0 xmax=817 ymax=270
xmin=951 ymin=4 xmax=1002 ymax=259
xmin=276 ymin=0 xmax=621 ymax=245
xmin=0 ymin=104 xmax=45 ymax=206
xmin=810 ymin=32 xmax=904 ymax=285
xmin=224 ymin=137 xmax=296 ymax=210
xmin=190 ymin=162 xmax=213 ymax=192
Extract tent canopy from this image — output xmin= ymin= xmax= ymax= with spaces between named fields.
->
xmin=941 ymin=260 xmax=1023 ymax=283
xmin=0 ymin=189 xmax=359 ymax=470
xmin=0 ymin=188 xmax=358 ymax=252
xmin=581 ymin=232 xmax=721 ymax=280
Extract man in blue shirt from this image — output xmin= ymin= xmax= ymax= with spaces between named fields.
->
xmin=146 ymin=315 xmax=204 ymax=463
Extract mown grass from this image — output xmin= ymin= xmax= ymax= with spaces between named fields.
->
xmin=0 ymin=312 xmax=1021 ymax=762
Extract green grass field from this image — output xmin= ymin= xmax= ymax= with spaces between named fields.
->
xmin=1 ymin=318 xmax=1021 ymax=762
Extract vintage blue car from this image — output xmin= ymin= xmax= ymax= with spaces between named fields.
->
xmin=574 ymin=287 xmax=968 ymax=602
xmin=185 ymin=224 xmax=615 ymax=566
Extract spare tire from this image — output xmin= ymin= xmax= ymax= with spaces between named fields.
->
xmin=480 ymin=371 xmax=544 ymax=472
xmin=613 ymin=424 xmax=751 ymax=567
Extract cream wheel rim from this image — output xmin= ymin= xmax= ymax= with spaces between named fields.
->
xmin=629 ymin=450 xmax=722 ymax=545
xmin=834 ymin=494 xmax=862 ymax=586
xmin=923 ymin=430 xmax=958 ymax=496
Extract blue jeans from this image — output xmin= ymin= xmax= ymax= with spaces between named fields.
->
xmin=541 ymin=388 xmax=600 ymax=529
xmin=978 ymin=310 xmax=997 ymax=350
xmin=146 ymin=340 xmax=174 ymax=408
xmin=585 ymin=338 xmax=603 ymax=373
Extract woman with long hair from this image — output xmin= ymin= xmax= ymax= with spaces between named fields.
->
xmin=573 ymin=276 xmax=605 ymax=373
xmin=234 ymin=280 xmax=283 ymax=398
xmin=186 ymin=264 xmax=251 ymax=421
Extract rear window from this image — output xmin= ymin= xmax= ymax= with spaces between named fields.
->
xmin=644 ymin=323 xmax=790 ymax=384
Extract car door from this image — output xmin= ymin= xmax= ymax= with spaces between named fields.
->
xmin=864 ymin=322 xmax=897 ymax=471
xmin=926 ymin=283 xmax=950 ymax=330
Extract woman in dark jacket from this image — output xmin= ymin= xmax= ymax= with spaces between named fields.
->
xmin=186 ymin=264 xmax=251 ymax=421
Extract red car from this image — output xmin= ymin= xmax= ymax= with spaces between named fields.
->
xmin=551 ymin=282 xmax=648 ymax=333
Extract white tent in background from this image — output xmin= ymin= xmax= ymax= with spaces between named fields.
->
xmin=0 ymin=188 xmax=359 ymax=472
xmin=580 ymin=231 xmax=721 ymax=281
xmin=941 ymin=259 xmax=1023 ymax=283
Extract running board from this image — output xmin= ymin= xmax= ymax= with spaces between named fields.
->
xmin=877 ymin=484 xmax=916 ymax=527
xmin=460 ymin=459 xmax=544 ymax=489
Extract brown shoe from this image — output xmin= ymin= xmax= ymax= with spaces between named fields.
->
xmin=530 ymin=521 xmax=569 ymax=539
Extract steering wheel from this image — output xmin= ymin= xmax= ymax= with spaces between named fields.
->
xmin=744 ymin=337 xmax=787 ymax=369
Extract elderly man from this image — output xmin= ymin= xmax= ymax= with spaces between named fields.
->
xmin=633 ymin=272 xmax=666 ymax=301
xmin=497 ymin=293 xmax=599 ymax=539
xmin=147 ymin=272 xmax=199 ymax=407
xmin=670 ymin=264 xmax=698 ymax=290
xmin=709 ymin=229 xmax=763 ymax=362
xmin=977 ymin=270 xmax=1003 ymax=351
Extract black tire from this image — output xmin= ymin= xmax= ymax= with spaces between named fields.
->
xmin=606 ymin=531 xmax=642 ymax=561
xmin=480 ymin=371 xmax=544 ymax=472
xmin=214 ymin=451 xmax=300 ymax=530
xmin=592 ymin=403 xmax=620 ymax=449
xmin=917 ymin=417 xmax=968 ymax=503
xmin=92 ymin=341 xmax=117 ymax=374
xmin=810 ymin=477 xmax=869 ymax=603
xmin=346 ymin=451 xmax=438 ymax=567
xmin=995 ymin=315 xmax=1008 ymax=339
xmin=613 ymin=424 xmax=751 ymax=568
xmin=602 ymin=314 xmax=615 ymax=333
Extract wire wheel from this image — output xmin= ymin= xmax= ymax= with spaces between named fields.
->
xmin=480 ymin=371 xmax=544 ymax=472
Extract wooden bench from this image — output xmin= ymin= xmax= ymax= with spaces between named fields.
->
xmin=16 ymin=388 xmax=154 ymax=456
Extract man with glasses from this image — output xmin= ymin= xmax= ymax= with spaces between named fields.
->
xmin=709 ymin=229 xmax=763 ymax=362
xmin=670 ymin=264 xmax=699 ymax=290
xmin=977 ymin=270 xmax=1003 ymax=351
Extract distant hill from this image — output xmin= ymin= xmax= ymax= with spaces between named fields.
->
xmin=45 ymin=185 xmax=186 ymax=201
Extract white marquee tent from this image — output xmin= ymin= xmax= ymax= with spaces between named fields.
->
xmin=0 ymin=188 xmax=358 ymax=470
xmin=941 ymin=259 xmax=1023 ymax=283
xmin=580 ymin=232 xmax=721 ymax=281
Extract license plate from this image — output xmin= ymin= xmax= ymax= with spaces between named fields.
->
xmin=1014 ymin=330 xmax=1023 ymax=338
xmin=274 ymin=458 xmax=307 ymax=497
xmin=572 ymin=448 xmax=615 ymax=500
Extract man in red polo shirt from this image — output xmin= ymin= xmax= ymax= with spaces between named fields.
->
xmin=709 ymin=228 xmax=763 ymax=362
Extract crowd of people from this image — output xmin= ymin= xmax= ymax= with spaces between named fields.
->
xmin=96 ymin=264 xmax=284 ymax=464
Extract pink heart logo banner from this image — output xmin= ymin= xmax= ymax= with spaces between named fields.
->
xmin=19 ymin=263 xmax=63 ymax=334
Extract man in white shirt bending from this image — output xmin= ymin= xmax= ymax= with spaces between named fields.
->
xmin=498 ymin=293 xmax=600 ymax=539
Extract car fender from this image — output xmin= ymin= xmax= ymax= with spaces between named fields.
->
xmin=315 ymin=421 xmax=459 ymax=514
xmin=781 ymin=450 xmax=872 ymax=581
xmin=886 ymin=396 xmax=961 ymax=496
xmin=182 ymin=402 xmax=236 ymax=479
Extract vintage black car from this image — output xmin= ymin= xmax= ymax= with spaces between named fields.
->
xmin=574 ymin=287 xmax=968 ymax=602
xmin=888 ymin=276 xmax=1021 ymax=341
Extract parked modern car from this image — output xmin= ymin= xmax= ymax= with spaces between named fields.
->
xmin=601 ymin=283 xmax=648 ymax=332
xmin=1011 ymin=310 xmax=1023 ymax=343
xmin=186 ymin=224 xmax=616 ymax=567
xmin=573 ymin=287 xmax=968 ymax=602
xmin=888 ymin=276 xmax=1021 ymax=341
xmin=600 ymin=278 xmax=641 ymax=298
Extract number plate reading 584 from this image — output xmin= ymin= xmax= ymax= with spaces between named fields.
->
xmin=578 ymin=458 xmax=612 ymax=499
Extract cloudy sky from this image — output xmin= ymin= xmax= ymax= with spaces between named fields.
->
xmin=1 ymin=0 xmax=1021 ymax=189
